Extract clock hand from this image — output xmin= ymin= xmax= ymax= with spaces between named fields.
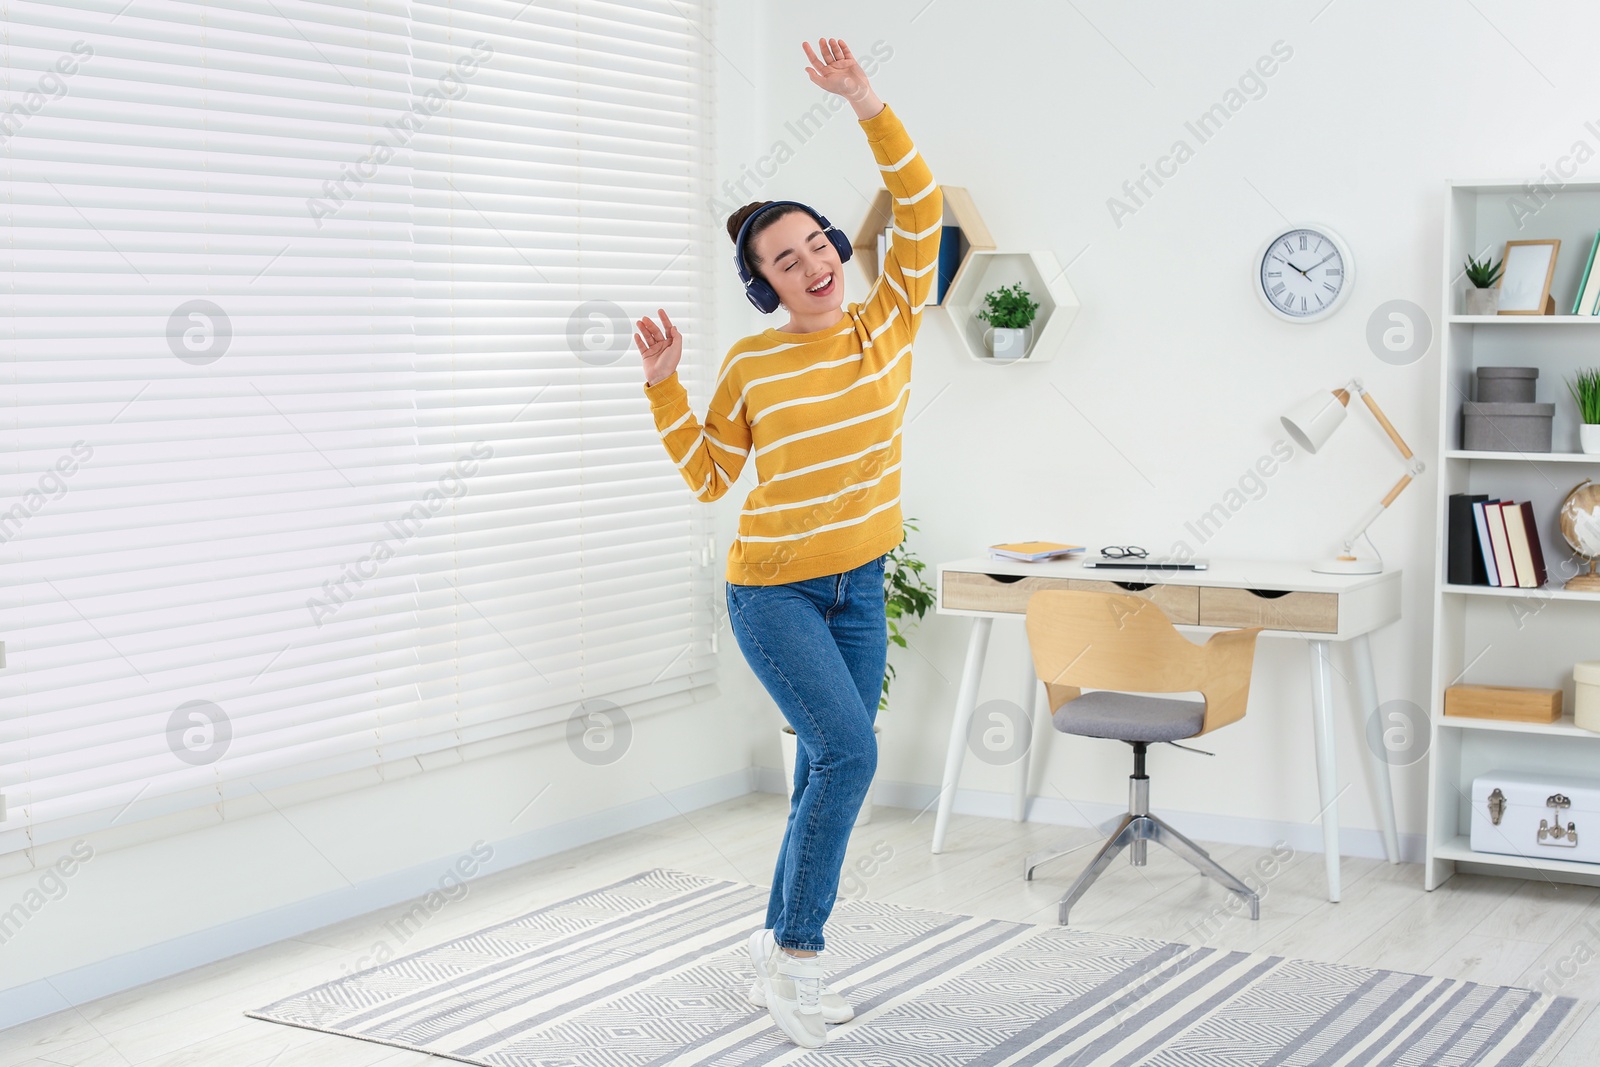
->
xmin=1274 ymin=238 xmax=1312 ymax=280
xmin=1303 ymin=250 xmax=1337 ymax=273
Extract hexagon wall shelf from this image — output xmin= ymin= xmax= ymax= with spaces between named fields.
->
xmin=849 ymin=185 xmax=994 ymax=306
xmin=944 ymin=249 xmax=1080 ymax=363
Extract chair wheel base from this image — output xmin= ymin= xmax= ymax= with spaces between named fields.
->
xmin=1026 ymin=812 xmax=1260 ymax=927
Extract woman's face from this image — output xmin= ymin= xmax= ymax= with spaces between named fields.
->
xmin=749 ymin=210 xmax=843 ymax=311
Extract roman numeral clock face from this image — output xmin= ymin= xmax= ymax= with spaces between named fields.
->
xmin=1256 ymin=225 xmax=1354 ymax=323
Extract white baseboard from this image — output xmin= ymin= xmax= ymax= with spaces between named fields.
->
xmin=754 ymin=768 xmax=1426 ymax=864
xmin=0 ymin=767 xmax=760 ymax=1034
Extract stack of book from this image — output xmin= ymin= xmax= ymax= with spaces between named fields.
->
xmin=1575 ymin=230 xmax=1600 ymax=315
xmin=1447 ymin=493 xmax=1549 ymax=587
xmin=988 ymin=541 xmax=1084 ymax=563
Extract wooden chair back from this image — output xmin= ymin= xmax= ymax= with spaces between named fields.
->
xmin=1022 ymin=589 xmax=1263 ymax=737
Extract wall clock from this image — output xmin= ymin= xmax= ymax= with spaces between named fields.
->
xmin=1255 ymin=223 xmax=1354 ymax=323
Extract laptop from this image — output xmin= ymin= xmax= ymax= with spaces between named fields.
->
xmin=1080 ymin=557 xmax=1208 ymax=571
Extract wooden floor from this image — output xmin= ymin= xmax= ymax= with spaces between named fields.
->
xmin=4 ymin=792 xmax=1600 ymax=1065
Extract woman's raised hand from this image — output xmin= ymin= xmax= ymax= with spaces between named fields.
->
xmin=802 ymin=38 xmax=873 ymax=105
xmin=635 ymin=308 xmax=682 ymax=387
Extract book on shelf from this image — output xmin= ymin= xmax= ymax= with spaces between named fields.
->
xmin=987 ymin=540 xmax=1084 ymax=562
xmin=1478 ymin=499 xmax=1504 ymax=585
xmin=1450 ymin=493 xmax=1547 ymax=587
xmin=1574 ymin=230 xmax=1600 ymax=315
xmin=1502 ymin=503 xmax=1542 ymax=587
xmin=933 ymin=225 xmax=960 ymax=305
xmin=1447 ymin=493 xmax=1489 ymax=584
xmin=1514 ymin=500 xmax=1548 ymax=585
xmin=1470 ymin=498 xmax=1500 ymax=585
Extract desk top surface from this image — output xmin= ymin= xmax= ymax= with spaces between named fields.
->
xmin=938 ymin=555 xmax=1401 ymax=594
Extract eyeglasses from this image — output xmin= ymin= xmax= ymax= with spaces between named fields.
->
xmin=1099 ymin=545 xmax=1148 ymax=559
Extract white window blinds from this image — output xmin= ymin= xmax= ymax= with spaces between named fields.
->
xmin=406 ymin=0 xmax=719 ymax=766
xmin=0 ymin=0 xmax=718 ymax=873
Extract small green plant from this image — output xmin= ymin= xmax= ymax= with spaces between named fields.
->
xmin=880 ymin=518 xmax=935 ymax=713
xmin=1464 ymin=253 xmax=1504 ymax=289
xmin=975 ymin=282 xmax=1040 ymax=330
xmin=1568 ymin=368 xmax=1600 ymax=424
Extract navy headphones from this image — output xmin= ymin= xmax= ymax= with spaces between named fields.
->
xmin=732 ymin=200 xmax=854 ymax=314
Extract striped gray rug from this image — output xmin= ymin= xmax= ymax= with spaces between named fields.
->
xmin=247 ymin=867 xmax=1577 ymax=1065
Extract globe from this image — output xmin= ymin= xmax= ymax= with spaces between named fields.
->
xmin=1558 ymin=479 xmax=1600 ymax=591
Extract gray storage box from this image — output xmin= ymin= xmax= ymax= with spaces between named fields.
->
xmin=1462 ymin=400 xmax=1554 ymax=451
xmin=1477 ymin=366 xmax=1539 ymax=403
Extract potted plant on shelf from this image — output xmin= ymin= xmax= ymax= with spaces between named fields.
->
xmin=1568 ymin=368 xmax=1600 ymax=453
xmin=778 ymin=518 xmax=935 ymax=827
xmin=976 ymin=281 xmax=1041 ymax=360
xmin=1464 ymin=253 xmax=1504 ymax=316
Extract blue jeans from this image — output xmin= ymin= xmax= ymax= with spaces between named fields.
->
xmin=724 ymin=552 xmax=887 ymax=952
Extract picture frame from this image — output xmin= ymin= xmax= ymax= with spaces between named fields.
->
xmin=1497 ymin=238 xmax=1560 ymax=315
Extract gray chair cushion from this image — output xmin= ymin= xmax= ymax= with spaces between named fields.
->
xmin=1053 ymin=690 xmax=1205 ymax=743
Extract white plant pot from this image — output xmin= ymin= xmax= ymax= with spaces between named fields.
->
xmin=1582 ymin=424 xmax=1600 ymax=454
xmin=1464 ymin=287 xmax=1500 ymax=316
xmin=987 ymin=326 xmax=1030 ymax=360
xmin=780 ymin=722 xmax=882 ymax=826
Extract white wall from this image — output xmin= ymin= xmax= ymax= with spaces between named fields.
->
xmin=727 ymin=0 xmax=1600 ymax=858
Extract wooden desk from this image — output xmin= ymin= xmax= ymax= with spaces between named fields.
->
xmin=930 ymin=555 xmax=1404 ymax=902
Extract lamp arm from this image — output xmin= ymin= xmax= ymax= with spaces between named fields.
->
xmin=1357 ymin=390 xmax=1416 ymax=458
xmin=1336 ymin=465 xmax=1426 ymax=553
xmin=1324 ymin=380 xmax=1427 ymax=555
xmin=1344 ymin=380 xmax=1417 ymax=456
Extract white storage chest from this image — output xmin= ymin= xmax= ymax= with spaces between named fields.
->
xmin=1470 ymin=770 xmax=1600 ymax=864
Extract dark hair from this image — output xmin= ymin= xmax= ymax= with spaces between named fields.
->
xmin=726 ymin=201 xmax=814 ymax=279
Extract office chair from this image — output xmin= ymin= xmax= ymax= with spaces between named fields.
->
xmin=1021 ymin=588 xmax=1264 ymax=926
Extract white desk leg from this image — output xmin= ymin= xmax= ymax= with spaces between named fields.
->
xmin=1015 ymin=644 xmax=1039 ymax=823
xmin=1350 ymin=632 xmax=1401 ymax=865
xmin=1308 ymin=638 xmax=1341 ymax=902
xmin=932 ymin=616 xmax=992 ymax=854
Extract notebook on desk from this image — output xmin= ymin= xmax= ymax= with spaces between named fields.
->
xmin=1080 ymin=557 xmax=1209 ymax=571
xmin=987 ymin=541 xmax=1084 ymax=562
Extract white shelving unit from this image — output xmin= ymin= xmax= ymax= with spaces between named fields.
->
xmin=943 ymin=250 xmax=1080 ymax=364
xmin=1424 ymin=179 xmax=1600 ymax=891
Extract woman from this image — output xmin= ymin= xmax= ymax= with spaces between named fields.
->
xmin=632 ymin=37 xmax=940 ymax=1050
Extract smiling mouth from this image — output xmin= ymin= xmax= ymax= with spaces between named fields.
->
xmin=805 ymin=274 xmax=835 ymax=297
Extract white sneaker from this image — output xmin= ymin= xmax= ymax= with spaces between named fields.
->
xmin=744 ymin=929 xmax=833 ymax=1047
xmin=745 ymin=928 xmax=854 ymax=1023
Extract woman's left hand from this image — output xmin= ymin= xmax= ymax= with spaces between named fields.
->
xmin=802 ymin=38 xmax=875 ymax=106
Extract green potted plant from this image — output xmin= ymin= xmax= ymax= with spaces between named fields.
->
xmin=1464 ymin=253 xmax=1504 ymax=316
xmin=1568 ymin=368 xmax=1600 ymax=453
xmin=976 ymin=281 xmax=1041 ymax=360
xmin=881 ymin=517 xmax=935 ymax=714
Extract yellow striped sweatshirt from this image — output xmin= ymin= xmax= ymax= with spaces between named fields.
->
xmin=643 ymin=102 xmax=941 ymax=586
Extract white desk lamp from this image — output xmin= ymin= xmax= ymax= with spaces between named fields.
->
xmin=1280 ymin=379 xmax=1426 ymax=575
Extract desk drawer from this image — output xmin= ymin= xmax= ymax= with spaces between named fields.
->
xmin=1062 ymin=579 xmax=1199 ymax=623
xmin=1198 ymin=585 xmax=1338 ymax=632
xmin=942 ymin=572 xmax=1199 ymax=623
